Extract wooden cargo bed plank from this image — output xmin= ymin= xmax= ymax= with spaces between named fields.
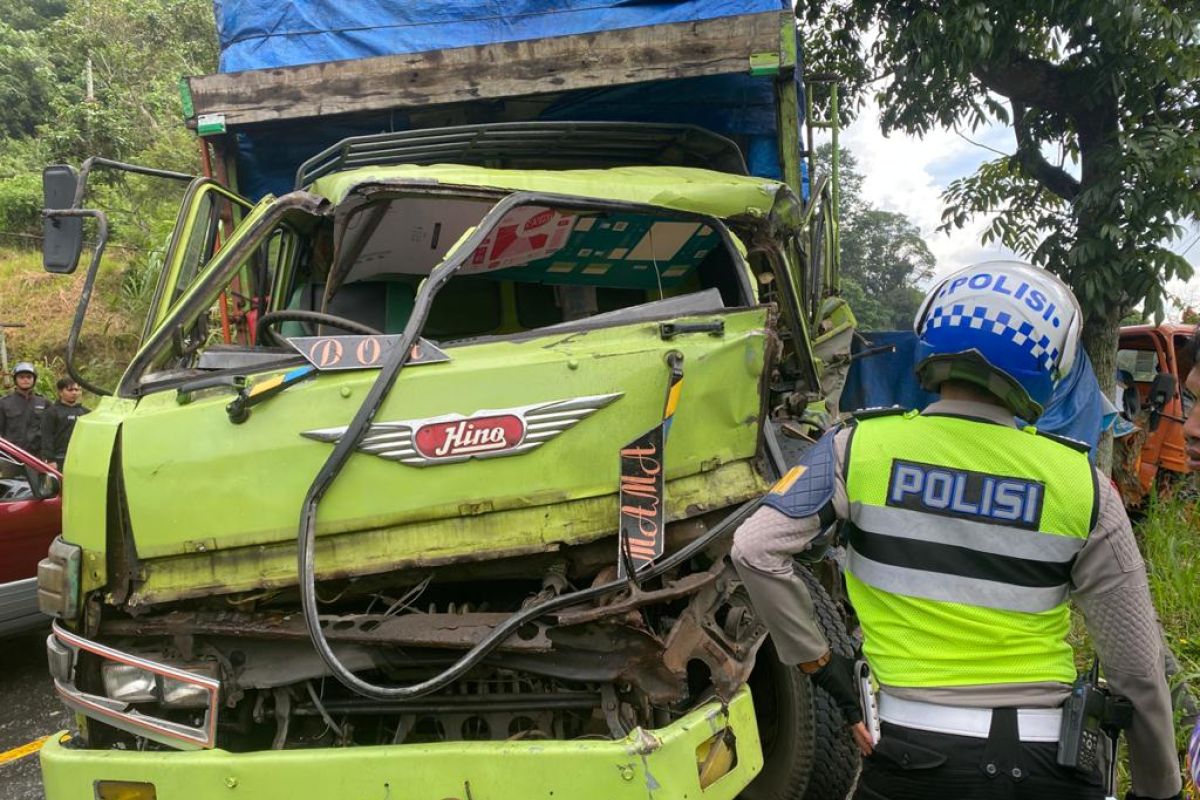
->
xmin=185 ymin=11 xmax=786 ymax=128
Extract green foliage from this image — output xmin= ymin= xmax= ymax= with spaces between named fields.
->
xmin=817 ymin=144 xmax=936 ymax=329
xmin=0 ymin=0 xmax=67 ymax=32
xmin=0 ymin=22 xmax=57 ymax=139
xmin=0 ymin=0 xmax=216 ymax=388
xmin=36 ymin=0 xmax=217 ymax=165
xmin=801 ymin=0 xmax=1200 ymax=347
xmin=1140 ymin=490 xmax=1200 ymax=676
xmin=0 ymin=137 xmax=52 ymax=237
xmin=0 ymin=0 xmax=216 ymax=187
xmin=0 ymin=173 xmax=42 ymax=236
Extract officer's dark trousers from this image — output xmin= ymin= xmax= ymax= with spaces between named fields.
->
xmin=853 ymin=716 xmax=1105 ymax=800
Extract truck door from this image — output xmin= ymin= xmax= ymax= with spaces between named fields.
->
xmin=143 ymin=179 xmax=256 ymax=343
xmin=42 ymin=161 xmax=253 ymax=396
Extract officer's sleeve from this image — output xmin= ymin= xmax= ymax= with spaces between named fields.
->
xmin=1071 ymin=471 xmax=1181 ymax=799
xmin=730 ymin=428 xmax=851 ymax=665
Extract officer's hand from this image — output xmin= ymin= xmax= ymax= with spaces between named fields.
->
xmin=810 ymin=652 xmax=861 ymax=723
xmin=809 ymin=653 xmax=873 ymax=754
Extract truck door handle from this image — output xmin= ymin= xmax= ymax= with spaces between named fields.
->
xmin=659 ymin=321 xmax=724 ymax=340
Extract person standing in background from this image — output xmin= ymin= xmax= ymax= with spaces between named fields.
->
xmin=41 ymin=377 xmax=90 ymax=469
xmin=0 ymin=362 xmax=49 ymax=455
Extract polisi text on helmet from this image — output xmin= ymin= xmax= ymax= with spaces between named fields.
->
xmin=935 ymin=272 xmax=1061 ymax=329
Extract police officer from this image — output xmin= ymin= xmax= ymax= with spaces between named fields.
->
xmin=0 ymin=362 xmax=50 ymax=455
xmin=732 ymin=261 xmax=1181 ymax=799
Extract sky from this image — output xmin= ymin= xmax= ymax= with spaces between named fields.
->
xmin=838 ymin=97 xmax=1200 ymax=312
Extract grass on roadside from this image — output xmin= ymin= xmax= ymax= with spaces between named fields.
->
xmin=1140 ymin=490 xmax=1200 ymax=683
xmin=0 ymin=245 xmax=147 ymax=401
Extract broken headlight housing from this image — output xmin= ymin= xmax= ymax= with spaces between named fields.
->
xmin=101 ymin=660 xmax=218 ymax=708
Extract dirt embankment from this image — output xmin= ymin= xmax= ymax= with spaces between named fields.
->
xmin=0 ymin=247 xmax=140 ymax=396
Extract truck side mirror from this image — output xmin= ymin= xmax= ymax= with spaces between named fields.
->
xmin=43 ymin=165 xmax=84 ymax=274
xmin=1146 ymin=372 xmax=1177 ymax=432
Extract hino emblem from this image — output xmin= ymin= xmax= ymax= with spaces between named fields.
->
xmin=302 ymin=393 xmax=622 ymax=466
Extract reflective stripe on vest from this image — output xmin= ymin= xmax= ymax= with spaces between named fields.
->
xmin=844 ymin=411 xmax=1096 ymax=688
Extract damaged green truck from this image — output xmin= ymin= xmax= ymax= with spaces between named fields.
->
xmin=36 ymin=4 xmax=861 ymax=799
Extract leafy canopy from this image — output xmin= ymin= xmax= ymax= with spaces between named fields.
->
xmin=0 ymin=0 xmax=216 ymax=245
xmin=801 ymin=0 xmax=1200 ymax=327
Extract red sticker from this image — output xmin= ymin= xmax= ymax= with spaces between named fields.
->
xmin=413 ymin=414 xmax=525 ymax=460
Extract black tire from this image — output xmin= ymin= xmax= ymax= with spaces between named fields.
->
xmin=741 ymin=639 xmax=816 ymax=800
xmin=797 ymin=567 xmax=861 ymax=800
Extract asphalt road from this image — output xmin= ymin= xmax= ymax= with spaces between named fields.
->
xmin=0 ymin=624 xmax=71 ymax=800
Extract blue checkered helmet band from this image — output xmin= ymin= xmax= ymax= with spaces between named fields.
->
xmin=924 ymin=305 xmax=1062 ymax=371
xmin=913 ymin=261 xmax=1082 ymax=420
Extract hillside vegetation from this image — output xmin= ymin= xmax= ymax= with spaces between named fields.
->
xmin=0 ymin=245 xmax=142 ymax=397
xmin=0 ymin=0 xmax=215 ymax=395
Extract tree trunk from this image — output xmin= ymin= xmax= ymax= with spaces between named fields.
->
xmin=1081 ymin=304 xmax=1122 ymax=474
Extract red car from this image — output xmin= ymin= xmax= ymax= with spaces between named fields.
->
xmin=0 ymin=436 xmax=61 ymax=635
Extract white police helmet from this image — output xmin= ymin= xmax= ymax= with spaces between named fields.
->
xmin=913 ymin=261 xmax=1082 ymax=421
xmin=12 ymin=361 xmax=37 ymax=378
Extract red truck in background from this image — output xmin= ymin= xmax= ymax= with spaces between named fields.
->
xmin=1114 ymin=322 xmax=1197 ymax=507
xmin=0 ymin=437 xmax=61 ymax=635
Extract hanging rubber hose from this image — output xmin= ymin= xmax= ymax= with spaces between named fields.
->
xmin=296 ymin=193 xmax=761 ymax=700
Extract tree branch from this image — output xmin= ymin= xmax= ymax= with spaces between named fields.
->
xmin=973 ymin=56 xmax=1076 ymax=112
xmin=953 ymin=128 xmax=1010 ymax=158
xmin=1010 ymin=102 xmax=1081 ymax=202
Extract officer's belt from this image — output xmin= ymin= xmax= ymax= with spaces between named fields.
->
xmin=879 ymin=693 xmax=1062 ymax=742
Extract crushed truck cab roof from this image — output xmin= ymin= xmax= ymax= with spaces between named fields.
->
xmin=308 ymin=164 xmax=791 ymax=221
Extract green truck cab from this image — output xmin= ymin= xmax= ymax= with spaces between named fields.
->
xmin=36 ymin=9 xmax=858 ymax=800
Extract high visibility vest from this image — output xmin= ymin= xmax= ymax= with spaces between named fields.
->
xmin=844 ymin=410 xmax=1097 ymax=689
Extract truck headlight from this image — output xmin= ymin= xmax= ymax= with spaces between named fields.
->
xmin=161 ymin=664 xmax=219 ymax=708
xmin=101 ymin=663 xmax=157 ymax=703
xmin=101 ymin=659 xmax=220 ymax=708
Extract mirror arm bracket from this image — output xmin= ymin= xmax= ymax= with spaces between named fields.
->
xmin=43 ymin=208 xmax=113 ymax=396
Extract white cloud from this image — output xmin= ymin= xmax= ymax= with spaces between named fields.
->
xmin=838 ymin=97 xmax=1017 ymax=282
xmin=835 ymin=97 xmax=1200 ymax=312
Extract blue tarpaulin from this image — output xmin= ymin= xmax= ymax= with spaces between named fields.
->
xmin=841 ymin=331 xmax=1108 ymax=461
xmin=214 ymin=1 xmax=789 ymax=72
xmin=210 ymin=1 xmax=798 ymax=200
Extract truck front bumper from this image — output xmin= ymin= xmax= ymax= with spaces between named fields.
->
xmin=41 ymin=686 xmax=762 ymax=800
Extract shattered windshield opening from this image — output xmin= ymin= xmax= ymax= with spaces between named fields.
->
xmin=290 ymin=193 xmax=750 ymax=346
xmin=132 ymin=191 xmax=755 ymax=388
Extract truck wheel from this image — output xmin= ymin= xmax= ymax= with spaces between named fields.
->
xmin=741 ymin=639 xmax=815 ymax=800
xmin=797 ymin=567 xmax=861 ymax=800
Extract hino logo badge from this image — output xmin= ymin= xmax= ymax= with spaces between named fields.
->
xmin=886 ymin=459 xmax=1045 ymax=530
xmin=302 ymin=393 xmax=622 ymax=466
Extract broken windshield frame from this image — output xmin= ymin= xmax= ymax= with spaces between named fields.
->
xmin=119 ymin=187 xmax=757 ymax=398
xmin=117 ymin=192 xmax=326 ymax=398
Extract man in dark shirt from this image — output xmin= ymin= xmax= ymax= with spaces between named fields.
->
xmin=41 ymin=376 xmax=90 ymax=468
xmin=0 ymin=362 xmax=49 ymax=455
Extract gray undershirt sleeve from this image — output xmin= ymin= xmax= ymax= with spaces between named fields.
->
xmin=1072 ymin=472 xmax=1181 ymax=799
xmin=730 ymin=430 xmax=851 ymax=665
